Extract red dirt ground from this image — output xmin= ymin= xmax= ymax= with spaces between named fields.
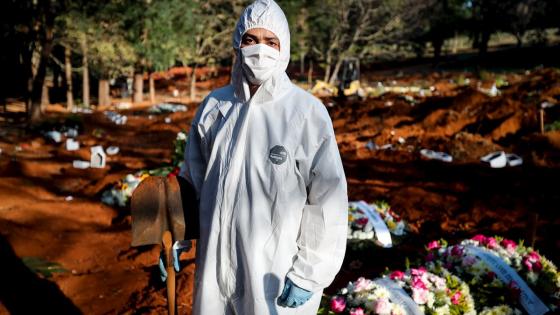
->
xmin=0 ymin=68 xmax=559 ymax=314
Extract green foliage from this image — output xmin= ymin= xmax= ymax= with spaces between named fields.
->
xmin=148 ymin=166 xmax=175 ymax=177
xmin=22 ymin=257 xmax=67 ymax=278
xmin=545 ymin=120 xmax=560 ymax=132
xmin=55 ymin=1 xmax=137 ymax=78
xmin=121 ymin=0 xmax=197 ymax=71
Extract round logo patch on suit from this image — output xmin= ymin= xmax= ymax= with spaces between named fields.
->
xmin=269 ymin=145 xmax=288 ymax=165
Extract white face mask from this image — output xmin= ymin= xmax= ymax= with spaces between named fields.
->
xmin=241 ymin=44 xmax=280 ymax=85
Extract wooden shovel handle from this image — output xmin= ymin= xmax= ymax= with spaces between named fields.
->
xmin=162 ymin=231 xmax=176 ymax=315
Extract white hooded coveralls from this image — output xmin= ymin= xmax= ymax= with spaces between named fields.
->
xmin=180 ymin=1 xmax=348 ymax=314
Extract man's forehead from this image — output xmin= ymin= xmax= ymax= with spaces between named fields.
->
xmin=243 ymin=28 xmax=279 ymax=40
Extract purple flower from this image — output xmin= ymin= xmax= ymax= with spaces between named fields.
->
xmin=425 ymin=252 xmax=435 ymax=262
xmin=451 ymin=245 xmax=464 ymax=257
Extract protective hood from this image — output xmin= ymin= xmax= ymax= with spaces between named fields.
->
xmin=232 ymin=0 xmax=291 ymax=103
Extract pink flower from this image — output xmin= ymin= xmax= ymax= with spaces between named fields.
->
xmin=523 ymin=252 xmax=542 ymax=272
xmin=374 ymin=298 xmax=392 ymax=314
xmin=427 ymin=240 xmax=440 ymax=250
xmin=472 ymin=234 xmax=487 ymax=243
xmin=451 ymin=291 xmax=462 ymax=305
xmin=412 ymin=288 xmax=429 ymax=304
xmin=410 ymin=267 xmax=427 ymax=276
xmin=486 ymin=237 xmax=498 ymax=249
xmin=390 ymin=270 xmax=405 ymax=280
xmin=500 ymin=239 xmax=517 ymax=253
xmin=411 ymin=277 xmax=427 ymax=290
xmin=527 ymin=251 xmax=541 ymax=262
xmin=330 ymin=296 xmax=346 ymax=313
xmin=350 ymin=307 xmax=365 ymax=315
xmin=353 ymin=277 xmax=371 ymax=292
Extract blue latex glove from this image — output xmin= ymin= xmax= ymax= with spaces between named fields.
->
xmin=158 ymin=240 xmax=192 ymax=282
xmin=277 ymin=278 xmax=313 ymax=308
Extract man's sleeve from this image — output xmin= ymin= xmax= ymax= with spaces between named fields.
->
xmin=179 ymin=103 xmax=207 ymax=196
xmin=287 ymin=106 xmax=348 ymax=292
xmin=178 ymin=102 xmax=208 ymax=240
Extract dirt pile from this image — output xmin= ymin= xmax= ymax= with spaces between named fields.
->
xmin=332 ymin=68 xmax=560 ymax=166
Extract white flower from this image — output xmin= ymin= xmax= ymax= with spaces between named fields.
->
xmin=434 ymin=305 xmax=450 ymax=315
xmin=390 ymin=304 xmax=406 ymax=315
xmin=479 ymin=305 xmax=521 ymax=315
xmin=426 ymin=291 xmax=435 ymax=308
xmin=526 ymin=271 xmax=538 ymax=284
xmin=412 ymin=288 xmax=429 ymax=304
xmin=176 ymin=132 xmax=187 ymax=141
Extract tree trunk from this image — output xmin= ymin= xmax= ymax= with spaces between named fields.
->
xmin=29 ymin=15 xmax=55 ymax=122
xmin=41 ymin=77 xmax=50 ymax=109
xmin=323 ymin=55 xmax=331 ymax=83
xmin=65 ymin=46 xmax=74 ymax=110
xmin=26 ymin=45 xmax=41 ymax=116
xmin=515 ymin=32 xmax=523 ymax=48
xmin=149 ymin=72 xmax=156 ymax=103
xmin=190 ymin=65 xmax=197 ymax=101
xmin=479 ymin=31 xmax=490 ymax=56
xmin=328 ymin=58 xmax=344 ymax=85
xmin=133 ymin=73 xmax=143 ymax=103
xmin=81 ymin=38 xmax=90 ymax=107
xmin=98 ymin=79 xmax=111 ymax=107
xmin=432 ymin=37 xmax=444 ymax=61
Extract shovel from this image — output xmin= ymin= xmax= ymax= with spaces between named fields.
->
xmin=131 ymin=176 xmax=186 ymax=315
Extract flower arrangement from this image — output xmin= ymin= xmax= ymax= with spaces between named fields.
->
xmin=101 ymin=172 xmax=150 ymax=207
xmin=324 ymin=267 xmax=475 ymax=315
xmin=373 ymin=201 xmax=406 ymax=237
xmin=347 ymin=200 xmax=407 ymax=248
xmin=425 ymin=235 xmax=559 ymax=313
xmin=101 ymin=131 xmax=187 ymax=207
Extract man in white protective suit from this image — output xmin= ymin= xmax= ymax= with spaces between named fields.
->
xmin=178 ymin=0 xmax=348 ymax=314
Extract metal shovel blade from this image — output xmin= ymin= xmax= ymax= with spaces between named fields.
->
xmin=130 ymin=176 xmax=185 ymax=246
